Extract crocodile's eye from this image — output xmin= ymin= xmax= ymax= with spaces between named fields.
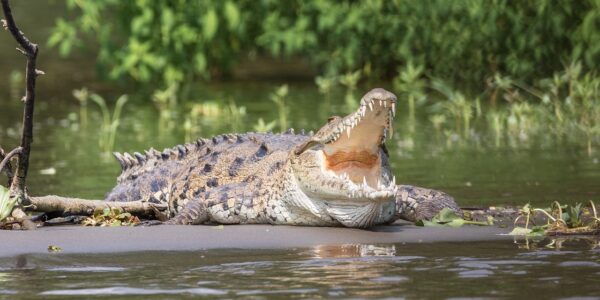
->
xmin=327 ymin=116 xmax=341 ymax=123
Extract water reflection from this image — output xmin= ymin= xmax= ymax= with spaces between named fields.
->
xmin=514 ymin=236 xmax=600 ymax=251
xmin=311 ymin=244 xmax=397 ymax=258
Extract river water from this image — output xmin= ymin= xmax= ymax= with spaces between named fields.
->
xmin=1 ymin=239 xmax=600 ymax=298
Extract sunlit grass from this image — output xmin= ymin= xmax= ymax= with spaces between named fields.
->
xmin=90 ymin=93 xmax=128 ymax=154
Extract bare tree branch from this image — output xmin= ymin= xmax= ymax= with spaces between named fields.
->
xmin=1 ymin=0 xmax=39 ymax=199
xmin=0 ymin=147 xmax=21 ymax=185
xmin=0 ymin=147 xmax=15 ymax=186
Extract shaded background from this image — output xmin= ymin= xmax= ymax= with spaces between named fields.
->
xmin=0 ymin=1 xmax=599 ymax=207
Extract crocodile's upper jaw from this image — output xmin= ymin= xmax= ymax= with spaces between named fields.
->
xmin=291 ymin=88 xmax=398 ymax=218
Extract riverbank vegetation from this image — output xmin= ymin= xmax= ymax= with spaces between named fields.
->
xmin=44 ymin=0 xmax=600 ymax=155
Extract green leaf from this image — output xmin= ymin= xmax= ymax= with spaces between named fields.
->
xmin=202 ymin=9 xmax=218 ymax=41
xmin=432 ymin=207 xmax=462 ymax=223
xmin=0 ymin=186 xmax=17 ymax=222
xmin=507 ymin=227 xmax=532 ymax=236
xmin=224 ymin=1 xmax=240 ymax=30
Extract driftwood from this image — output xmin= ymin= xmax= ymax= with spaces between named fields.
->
xmin=1 ymin=0 xmax=151 ymax=229
xmin=28 ymin=196 xmax=161 ymax=218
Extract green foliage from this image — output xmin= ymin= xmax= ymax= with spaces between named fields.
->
xmin=89 ymin=93 xmax=128 ymax=154
xmin=0 ymin=186 xmax=17 ymax=222
xmin=270 ymin=85 xmax=290 ymax=131
xmin=423 ymin=62 xmax=600 ymax=152
xmin=49 ymin=1 xmax=600 ymax=90
xmin=510 ymin=201 xmax=600 ymax=236
xmin=253 ymin=118 xmax=277 ymax=133
xmin=184 ymin=99 xmax=247 ymax=141
xmin=394 ymin=62 xmax=426 ymax=120
xmin=416 ymin=208 xmax=490 ymax=227
xmin=72 ymin=88 xmax=89 ymax=128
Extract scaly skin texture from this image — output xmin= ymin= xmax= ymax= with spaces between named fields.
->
xmin=106 ymin=89 xmax=460 ymax=228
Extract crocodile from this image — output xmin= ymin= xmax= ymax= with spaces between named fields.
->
xmin=106 ymin=88 xmax=460 ymax=228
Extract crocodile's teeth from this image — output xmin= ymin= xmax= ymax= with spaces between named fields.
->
xmin=392 ymin=102 xmax=396 ymax=117
xmin=383 ymin=100 xmax=387 ymax=108
xmin=346 ymin=127 xmax=351 ymax=138
xmin=363 ymin=176 xmax=368 ymax=187
xmin=369 ymin=102 xmax=373 ymax=111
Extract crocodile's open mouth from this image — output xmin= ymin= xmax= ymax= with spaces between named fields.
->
xmin=292 ymin=88 xmax=397 ymax=203
xmin=322 ymin=95 xmax=394 ymax=189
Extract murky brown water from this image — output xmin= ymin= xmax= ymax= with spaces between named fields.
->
xmin=1 ymin=239 xmax=600 ymax=299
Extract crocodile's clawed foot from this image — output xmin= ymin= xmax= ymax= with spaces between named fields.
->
xmin=396 ymin=185 xmax=462 ymax=222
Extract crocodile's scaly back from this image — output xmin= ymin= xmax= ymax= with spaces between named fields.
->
xmin=107 ymin=131 xmax=309 ymax=208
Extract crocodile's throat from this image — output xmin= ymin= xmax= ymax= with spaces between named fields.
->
xmin=321 ymin=97 xmax=390 ymax=187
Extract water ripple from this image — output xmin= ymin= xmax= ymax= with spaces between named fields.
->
xmin=40 ymin=287 xmax=227 ymax=296
xmin=47 ymin=266 xmax=127 ymax=272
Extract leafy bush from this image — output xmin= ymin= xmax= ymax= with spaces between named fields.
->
xmin=49 ymin=0 xmax=600 ymax=90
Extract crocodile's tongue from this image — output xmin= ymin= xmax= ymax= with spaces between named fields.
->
xmin=323 ymin=101 xmax=388 ymax=187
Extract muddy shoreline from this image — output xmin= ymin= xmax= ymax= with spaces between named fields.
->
xmin=0 ymin=222 xmax=513 ymax=257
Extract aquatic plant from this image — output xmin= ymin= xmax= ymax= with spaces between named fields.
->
xmin=153 ymin=83 xmax=179 ymax=134
xmin=270 ymin=85 xmax=290 ymax=131
xmin=184 ymin=100 xmax=247 ymax=140
xmin=431 ymin=80 xmax=474 ymax=138
xmin=72 ymin=88 xmax=89 ymax=128
xmin=90 ymin=93 xmax=128 ymax=154
xmin=253 ymin=118 xmax=277 ymax=133
xmin=510 ymin=201 xmax=600 ymax=236
xmin=314 ymin=75 xmax=337 ymax=97
xmin=393 ymin=62 xmax=426 ymax=121
xmin=339 ymin=70 xmax=361 ymax=111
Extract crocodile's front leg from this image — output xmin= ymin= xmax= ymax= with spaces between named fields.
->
xmin=394 ymin=185 xmax=462 ymax=222
xmin=166 ymin=183 xmax=259 ymax=225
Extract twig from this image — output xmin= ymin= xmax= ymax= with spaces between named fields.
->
xmin=0 ymin=147 xmax=21 ymax=179
xmin=0 ymin=147 xmax=15 ymax=186
xmin=1 ymin=0 xmax=40 ymax=199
